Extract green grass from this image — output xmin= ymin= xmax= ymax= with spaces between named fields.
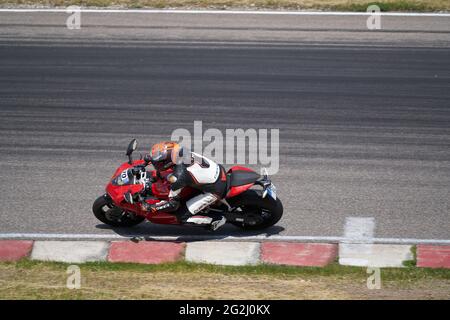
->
xmin=335 ymin=1 xmax=430 ymax=12
xmin=2 ymin=259 xmax=449 ymax=299
xmin=0 ymin=0 xmax=448 ymax=12
xmin=403 ymin=245 xmax=418 ymax=268
xmin=9 ymin=258 xmax=450 ymax=282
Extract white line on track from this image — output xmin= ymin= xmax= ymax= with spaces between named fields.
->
xmin=1 ymin=233 xmax=450 ymax=244
xmin=0 ymin=9 xmax=449 ymax=17
xmin=340 ymin=217 xmax=376 ymax=266
xmin=343 ymin=217 xmax=375 ymax=243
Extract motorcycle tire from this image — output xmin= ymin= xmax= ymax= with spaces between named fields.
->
xmin=227 ymin=189 xmax=283 ymax=230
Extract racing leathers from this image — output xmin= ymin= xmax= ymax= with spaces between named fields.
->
xmin=142 ymin=152 xmax=228 ymax=230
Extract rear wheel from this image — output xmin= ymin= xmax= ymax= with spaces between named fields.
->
xmin=92 ymin=194 xmax=145 ymax=227
xmin=227 ymin=190 xmax=283 ymax=230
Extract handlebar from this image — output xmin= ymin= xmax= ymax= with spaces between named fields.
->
xmin=131 ymin=166 xmax=143 ymax=177
xmin=143 ymin=153 xmax=152 ymax=165
xmin=130 ymin=165 xmax=155 ymax=194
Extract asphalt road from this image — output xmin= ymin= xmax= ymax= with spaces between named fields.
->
xmin=0 ymin=11 xmax=449 ymax=240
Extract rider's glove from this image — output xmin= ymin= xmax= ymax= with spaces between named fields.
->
xmin=140 ymin=202 xmax=154 ymax=212
xmin=141 ymin=200 xmax=169 ymax=214
xmin=143 ymin=153 xmax=152 ymax=165
xmin=141 ymin=201 xmax=158 ymax=213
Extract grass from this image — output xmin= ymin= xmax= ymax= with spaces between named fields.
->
xmin=0 ymin=0 xmax=449 ymax=12
xmin=1 ymin=259 xmax=449 ymax=299
xmin=11 ymin=258 xmax=450 ymax=280
xmin=403 ymin=246 xmax=417 ymax=268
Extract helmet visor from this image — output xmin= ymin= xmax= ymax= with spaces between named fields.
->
xmin=151 ymin=149 xmax=166 ymax=162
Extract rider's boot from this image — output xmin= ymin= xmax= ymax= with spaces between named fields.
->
xmin=209 ymin=215 xmax=226 ymax=231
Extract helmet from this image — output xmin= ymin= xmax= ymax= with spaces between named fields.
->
xmin=150 ymin=141 xmax=180 ymax=170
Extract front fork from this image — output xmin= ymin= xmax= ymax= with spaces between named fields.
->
xmin=103 ymin=193 xmax=113 ymax=205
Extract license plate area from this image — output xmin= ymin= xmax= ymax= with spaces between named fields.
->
xmin=266 ymin=184 xmax=277 ymax=200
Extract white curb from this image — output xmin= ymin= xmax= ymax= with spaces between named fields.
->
xmin=339 ymin=243 xmax=413 ymax=267
xmin=185 ymin=241 xmax=260 ymax=266
xmin=31 ymin=241 xmax=109 ymax=263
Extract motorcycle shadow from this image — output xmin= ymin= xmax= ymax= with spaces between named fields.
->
xmin=95 ymin=223 xmax=285 ymax=242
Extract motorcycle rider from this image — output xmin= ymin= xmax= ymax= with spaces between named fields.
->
xmin=139 ymin=141 xmax=227 ymax=231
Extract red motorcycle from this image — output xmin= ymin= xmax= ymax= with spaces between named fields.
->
xmin=92 ymin=139 xmax=283 ymax=230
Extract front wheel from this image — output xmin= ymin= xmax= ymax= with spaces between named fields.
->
xmin=227 ymin=190 xmax=283 ymax=230
xmin=92 ymin=194 xmax=145 ymax=227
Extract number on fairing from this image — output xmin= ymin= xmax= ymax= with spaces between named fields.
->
xmin=120 ymin=170 xmax=129 ymax=184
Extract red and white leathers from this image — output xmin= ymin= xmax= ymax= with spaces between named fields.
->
xmin=144 ymin=151 xmax=228 ymax=229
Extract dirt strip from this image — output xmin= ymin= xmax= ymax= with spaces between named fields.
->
xmin=1 ymin=262 xmax=449 ymax=299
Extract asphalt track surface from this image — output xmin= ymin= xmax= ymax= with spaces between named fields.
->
xmin=0 ymin=11 xmax=449 ymax=241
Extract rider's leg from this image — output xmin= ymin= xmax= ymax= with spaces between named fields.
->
xmin=186 ymin=193 xmax=219 ymax=215
xmin=172 ymin=203 xmax=215 ymax=225
xmin=185 ymin=193 xmax=226 ymax=230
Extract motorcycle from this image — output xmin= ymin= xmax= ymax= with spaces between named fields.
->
xmin=92 ymin=139 xmax=283 ymax=230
